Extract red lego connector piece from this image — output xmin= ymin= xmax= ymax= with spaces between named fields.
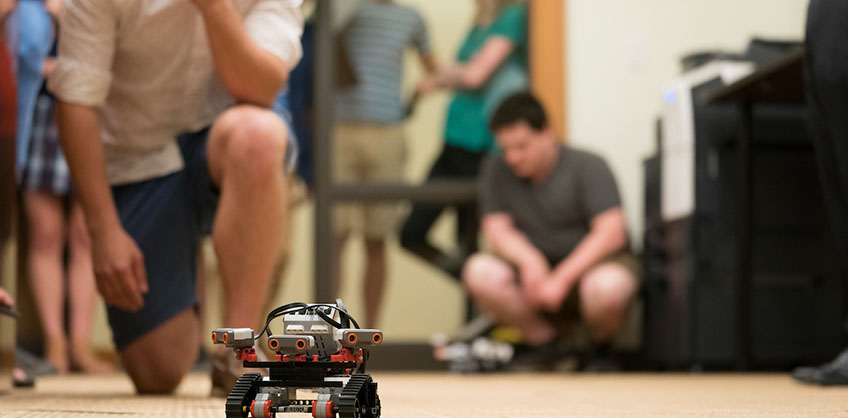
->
xmin=237 ymin=348 xmax=258 ymax=362
xmin=330 ymin=348 xmax=364 ymax=363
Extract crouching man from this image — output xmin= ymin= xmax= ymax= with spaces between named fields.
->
xmin=463 ymin=92 xmax=640 ymax=370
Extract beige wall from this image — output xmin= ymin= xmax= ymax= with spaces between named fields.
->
xmin=90 ymin=0 xmax=813 ymax=350
xmin=567 ymin=0 xmax=811 ymax=248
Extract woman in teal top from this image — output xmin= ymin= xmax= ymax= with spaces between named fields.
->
xmin=400 ymin=0 xmax=529 ymax=280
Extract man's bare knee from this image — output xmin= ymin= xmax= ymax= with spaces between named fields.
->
xmin=463 ymin=253 xmax=513 ymax=294
xmin=209 ymin=105 xmax=288 ymax=184
xmin=120 ymin=308 xmax=200 ymax=395
xmin=580 ymin=264 xmax=637 ymax=318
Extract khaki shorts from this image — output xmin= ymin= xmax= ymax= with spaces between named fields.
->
xmin=334 ymin=123 xmax=406 ymax=238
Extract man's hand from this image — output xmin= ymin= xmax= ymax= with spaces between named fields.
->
xmin=42 ymin=57 xmax=57 ymax=77
xmin=0 ymin=287 xmax=14 ymax=307
xmin=533 ymin=275 xmax=576 ymax=313
xmin=45 ymin=0 xmax=63 ymax=19
xmin=518 ymin=255 xmax=550 ymax=304
xmin=414 ymin=76 xmax=439 ymax=96
xmin=0 ymin=0 xmax=17 ymax=20
xmin=91 ymin=226 xmax=148 ymax=311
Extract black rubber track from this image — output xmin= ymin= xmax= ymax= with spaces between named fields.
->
xmin=225 ymin=373 xmax=263 ymax=418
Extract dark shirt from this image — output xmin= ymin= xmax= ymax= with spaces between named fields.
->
xmin=480 ymin=145 xmax=622 ymax=262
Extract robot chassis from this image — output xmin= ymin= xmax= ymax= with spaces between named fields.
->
xmin=212 ymin=300 xmax=383 ymax=418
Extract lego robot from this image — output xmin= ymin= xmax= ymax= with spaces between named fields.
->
xmin=212 ymin=299 xmax=382 ymax=418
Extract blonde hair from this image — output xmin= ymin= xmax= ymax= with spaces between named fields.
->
xmin=476 ymin=0 xmax=527 ymax=24
xmin=494 ymin=0 xmax=527 ymax=16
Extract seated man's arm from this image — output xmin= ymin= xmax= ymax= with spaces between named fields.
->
xmin=483 ymin=213 xmax=546 ymax=268
xmin=482 ymin=213 xmax=550 ymax=299
xmin=539 ymin=207 xmax=628 ymax=309
xmin=534 ymin=152 xmax=628 ymax=312
xmin=477 ymin=156 xmax=550 ymax=297
xmin=195 ymin=0 xmax=303 ymax=107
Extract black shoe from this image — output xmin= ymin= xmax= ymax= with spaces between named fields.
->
xmin=507 ymin=339 xmax=570 ymax=372
xmin=580 ymin=344 xmax=621 ymax=373
xmin=792 ymin=348 xmax=848 ymax=386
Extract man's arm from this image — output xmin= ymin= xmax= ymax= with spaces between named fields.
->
xmin=56 ymin=102 xmax=147 ymax=311
xmin=419 ymin=53 xmax=437 ymax=74
xmin=483 ymin=213 xmax=545 ymax=267
xmin=482 ymin=213 xmax=550 ymax=299
xmin=414 ymin=53 xmax=439 ymax=95
xmin=193 ymin=0 xmax=298 ymax=107
xmin=535 ymin=207 xmax=628 ymax=311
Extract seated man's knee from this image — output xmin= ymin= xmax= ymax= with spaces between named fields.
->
xmin=213 ymin=106 xmax=288 ymax=178
xmin=580 ymin=264 xmax=637 ymax=317
xmin=462 ymin=253 xmax=513 ymax=294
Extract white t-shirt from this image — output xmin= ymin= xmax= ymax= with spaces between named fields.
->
xmin=48 ymin=0 xmax=303 ymax=185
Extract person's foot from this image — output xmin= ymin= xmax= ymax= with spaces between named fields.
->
xmin=15 ymin=347 xmax=57 ymax=378
xmin=792 ymin=348 xmax=848 ymax=386
xmin=12 ymin=365 xmax=34 ymax=388
xmin=210 ymin=348 xmax=267 ymax=397
xmin=44 ymin=336 xmax=69 ymax=374
xmin=69 ymin=338 xmax=114 ymax=374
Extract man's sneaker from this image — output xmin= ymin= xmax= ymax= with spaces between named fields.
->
xmin=792 ymin=348 xmax=848 ymax=386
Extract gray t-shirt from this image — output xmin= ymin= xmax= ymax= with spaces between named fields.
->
xmin=480 ymin=146 xmax=622 ymax=262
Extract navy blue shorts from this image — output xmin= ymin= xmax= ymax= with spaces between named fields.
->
xmin=107 ymin=130 xmax=218 ymax=349
xmin=107 ymin=125 xmax=296 ymax=350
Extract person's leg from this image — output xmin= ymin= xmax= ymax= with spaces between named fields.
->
xmin=66 ymin=200 xmax=113 ymax=374
xmin=362 ymin=238 xmax=386 ymax=329
xmin=332 ymin=233 xmax=349 ymax=298
xmin=454 ymin=149 xmax=486 ymax=259
xmin=206 ymin=105 xmax=288 ymax=331
xmin=359 ymin=124 xmax=404 ymax=328
xmin=106 ymin=143 xmax=211 ymax=393
xmin=578 ymin=262 xmax=638 ymax=344
xmin=331 ymin=123 xmax=361 ymax=300
xmin=120 ymin=307 xmax=200 ymax=393
xmin=462 ymin=253 xmax=555 ymax=345
xmin=23 ymin=191 xmax=68 ymax=373
xmin=792 ymin=0 xmax=848 ymax=385
xmin=399 ymin=146 xmax=457 ymax=274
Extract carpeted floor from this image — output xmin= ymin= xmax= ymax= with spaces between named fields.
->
xmin=0 ymin=372 xmax=845 ymax=417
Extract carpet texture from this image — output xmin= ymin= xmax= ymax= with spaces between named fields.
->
xmin=0 ymin=372 xmax=845 ymax=417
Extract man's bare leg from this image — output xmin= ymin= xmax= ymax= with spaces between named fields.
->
xmin=121 ymin=308 xmax=200 ymax=394
xmin=207 ymin=105 xmax=288 ymax=330
xmin=363 ymin=238 xmax=386 ymax=329
xmin=578 ymin=263 xmax=637 ymax=344
xmin=463 ymin=253 xmax=555 ymax=345
xmin=24 ymin=191 xmax=68 ymax=373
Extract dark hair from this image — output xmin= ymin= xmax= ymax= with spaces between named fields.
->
xmin=489 ymin=91 xmax=548 ymax=133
